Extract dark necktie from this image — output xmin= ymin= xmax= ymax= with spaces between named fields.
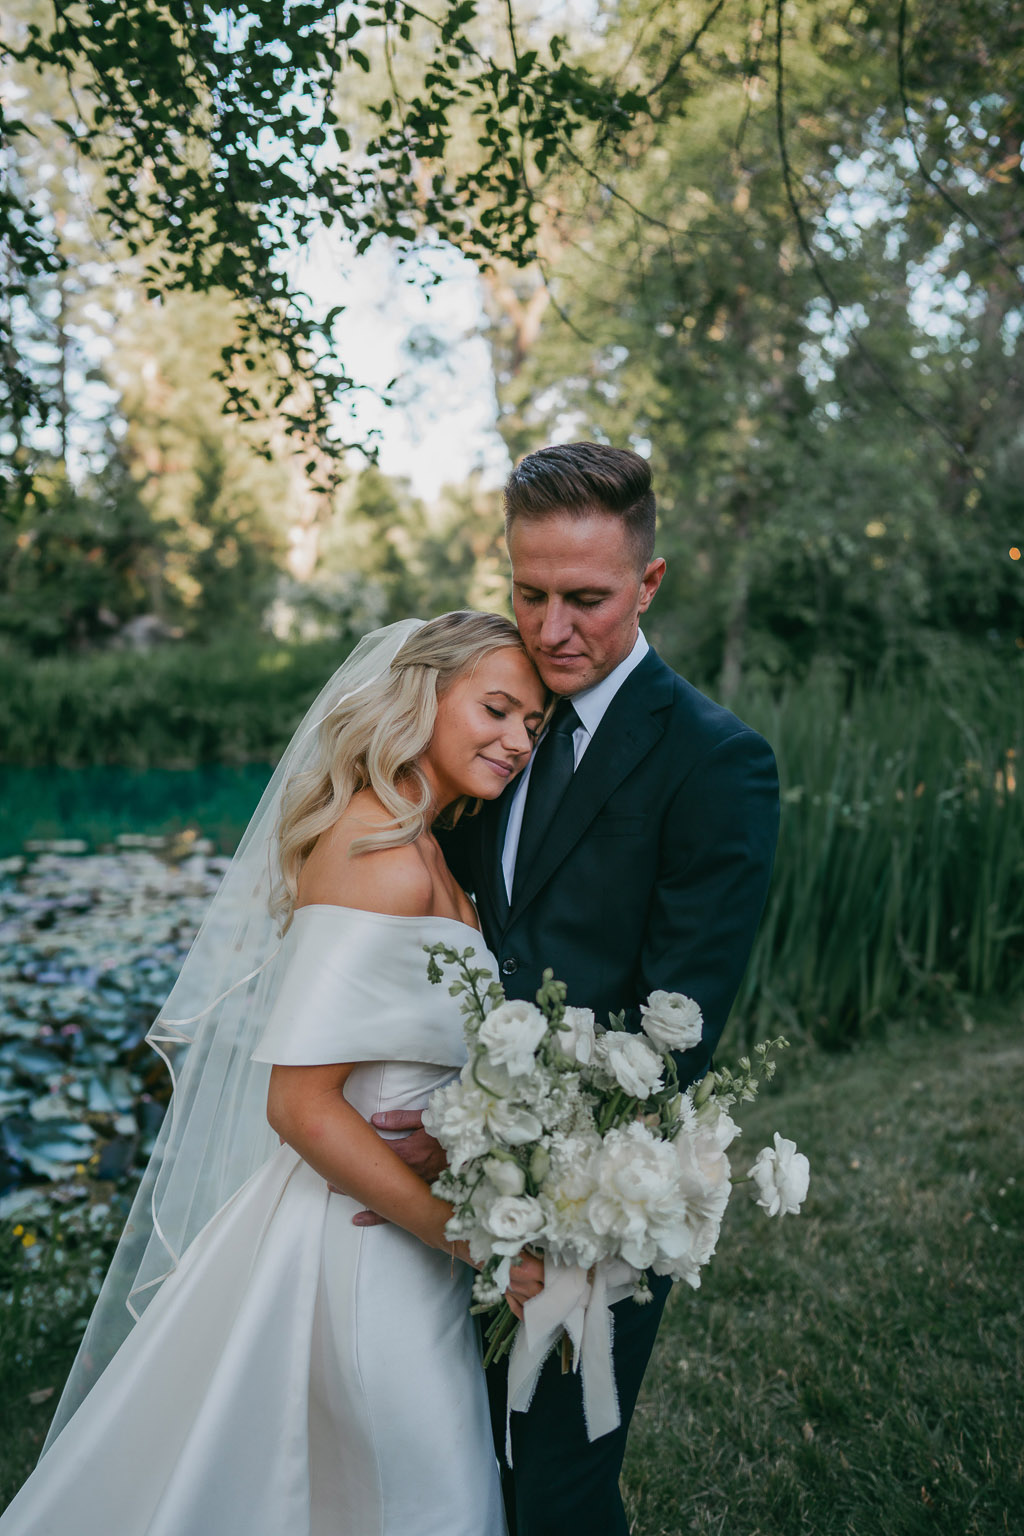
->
xmin=512 ymin=699 xmax=581 ymax=902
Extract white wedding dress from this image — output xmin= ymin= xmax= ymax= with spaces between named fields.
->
xmin=0 ymin=906 xmax=506 ymax=1536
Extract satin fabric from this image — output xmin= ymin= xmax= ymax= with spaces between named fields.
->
xmin=1 ymin=910 xmax=505 ymax=1536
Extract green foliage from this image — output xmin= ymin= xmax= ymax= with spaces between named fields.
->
xmin=487 ymin=0 xmax=1024 ymax=689
xmin=0 ymin=634 xmax=352 ymax=767
xmin=0 ymin=459 xmax=157 ymax=654
xmin=2 ymin=0 xmax=646 ymax=453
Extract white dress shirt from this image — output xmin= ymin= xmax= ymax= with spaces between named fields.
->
xmin=501 ymin=630 xmax=650 ymax=900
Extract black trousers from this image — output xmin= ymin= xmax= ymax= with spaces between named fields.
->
xmin=486 ymin=1273 xmax=673 ymax=1536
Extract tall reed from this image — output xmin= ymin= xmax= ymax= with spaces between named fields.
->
xmin=733 ymin=655 xmax=1023 ymax=1045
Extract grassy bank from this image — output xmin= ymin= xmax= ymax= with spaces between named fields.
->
xmin=622 ymin=1007 xmax=1023 ymax=1535
xmin=3 ymin=1008 xmax=1021 ymax=1527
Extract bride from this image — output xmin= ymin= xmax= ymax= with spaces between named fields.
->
xmin=0 ymin=611 xmax=548 ymax=1536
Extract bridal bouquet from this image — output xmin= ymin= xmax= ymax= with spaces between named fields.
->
xmin=422 ymin=942 xmax=809 ymax=1449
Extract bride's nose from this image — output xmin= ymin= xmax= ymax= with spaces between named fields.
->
xmin=503 ymin=717 xmax=535 ymax=757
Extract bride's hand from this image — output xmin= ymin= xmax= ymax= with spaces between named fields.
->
xmin=505 ymin=1250 xmax=544 ymax=1320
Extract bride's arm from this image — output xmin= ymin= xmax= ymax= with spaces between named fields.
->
xmin=267 ymin=1063 xmax=467 ymax=1259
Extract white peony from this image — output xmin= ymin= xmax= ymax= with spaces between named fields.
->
xmin=639 ymin=990 xmax=704 ymax=1053
xmin=554 ymin=1006 xmax=597 ymax=1065
xmin=482 ymin=1194 xmax=545 ymax=1253
xmin=595 ymin=1032 xmax=665 ymax=1099
xmin=537 ymin=1132 xmax=608 ymax=1268
xmin=748 ymin=1133 xmax=810 ymax=1217
xmin=478 ymin=999 xmax=548 ymax=1077
xmin=587 ymin=1121 xmax=688 ymax=1270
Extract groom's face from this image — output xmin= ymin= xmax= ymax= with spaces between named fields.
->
xmin=508 ymin=512 xmax=665 ymax=695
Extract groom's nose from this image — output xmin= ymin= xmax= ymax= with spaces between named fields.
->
xmin=538 ymin=599 xmax=574 ymax=649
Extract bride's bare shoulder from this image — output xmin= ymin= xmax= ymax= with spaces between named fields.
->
xmin=295 ymin=792 xmax=432 ymax=917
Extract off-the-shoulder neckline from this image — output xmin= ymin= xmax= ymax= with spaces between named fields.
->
xmin=292 ymin=902 xmax=482 ymax=938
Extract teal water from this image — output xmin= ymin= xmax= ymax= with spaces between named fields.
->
xmin=0 ymin=765 xmax=274 ymax=855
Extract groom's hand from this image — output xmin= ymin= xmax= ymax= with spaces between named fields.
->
xmin=350 ymin=1110 xmax=447 ymax=1226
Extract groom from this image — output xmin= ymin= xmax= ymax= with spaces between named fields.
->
xmin=370 ymin=442 xmax=779 ymax=1535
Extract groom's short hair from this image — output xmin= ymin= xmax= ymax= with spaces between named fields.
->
xmin=503 ymin=442 xmax=656 ymax=569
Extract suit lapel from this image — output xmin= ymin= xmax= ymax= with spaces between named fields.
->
xmin=507 ymin=650 xmax=674 ymax=920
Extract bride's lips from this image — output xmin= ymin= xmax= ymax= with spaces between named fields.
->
xmin=479 ymin=755 xmax=514 ymax=778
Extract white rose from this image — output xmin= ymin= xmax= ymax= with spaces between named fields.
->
xmin=554 ymin=1006 xmax=597 ymax=1065
xmin=478 ymin=999 xmax=548 ymax=1077
xmin=595 ymin=1032 xmax=664 ymax=1099
xmin=749 ymin=1133 xmax=810 ymax=1217
xmin=639 ymin=990 xmax=704 ymax=1053
xmin=483 ymin=1156 xmax=526 ymax=1197
xmin=482 ymin=1195 xmax=545 ymax=1253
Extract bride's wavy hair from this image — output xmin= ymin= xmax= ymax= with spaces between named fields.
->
xmin=273 ymin=610 xmax=535 ymax=923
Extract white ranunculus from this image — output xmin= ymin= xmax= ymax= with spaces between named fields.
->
xmin=478 ymin=999 xmax=548 ymax=1077
xmin=639 ymin=990 xmax=704 ymax=1053
xmin=693 ymin=1098 xmax=742 ymax=1151
xmin=554 ymin=1006 xmax=597 ymax=1065
xmin=748 ymin=1133 xmax=810 ymax=1217
xmin=661 ymin=1121 xmax=734 ymax=1287
xmin=483 ymin=1156 xmax=526 ymax=1197
xmin=595 ymin=1032 xmax=665 ymax=1099
xmin=482 ymin=1194 xmax=545 ymax=1253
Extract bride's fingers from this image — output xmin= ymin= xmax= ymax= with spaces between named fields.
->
xmin=505 ymin=1292 xmax=525 ymax=1321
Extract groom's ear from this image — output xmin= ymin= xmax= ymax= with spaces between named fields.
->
xmin=638 ymin=557 xmax=667 ymax=612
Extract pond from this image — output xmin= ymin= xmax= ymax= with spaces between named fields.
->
xmin=0 ymin=766 xmax=273 ymax=857
xmin=0 ymin=837 xmax=229 ymax=1211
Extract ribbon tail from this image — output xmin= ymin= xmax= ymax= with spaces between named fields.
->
xmin=578 ymin=1263 xmax=621 ymax=1443
xmin=505 ymin=1263 xmax=589 ymax=1465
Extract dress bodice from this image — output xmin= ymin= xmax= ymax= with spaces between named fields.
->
xmin=251 ymin=904 xmax=494 ymax=1069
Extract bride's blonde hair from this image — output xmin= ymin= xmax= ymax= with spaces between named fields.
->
xmin=273 ymin=610 xmax=536 ymax=923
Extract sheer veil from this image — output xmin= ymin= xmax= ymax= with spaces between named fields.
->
xmin=44 ymin=618 xmax=425 ymax=1448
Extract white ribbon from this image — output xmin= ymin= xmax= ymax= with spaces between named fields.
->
xmin=505 ymin=1257 xmax=637 ymax=1463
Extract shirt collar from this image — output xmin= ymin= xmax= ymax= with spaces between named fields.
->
xmin=567 ymin=629 xmax=649 ymax=738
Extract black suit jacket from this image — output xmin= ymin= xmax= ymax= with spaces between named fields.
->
xmin=440 ymin=647 xmax=780 ymax=1086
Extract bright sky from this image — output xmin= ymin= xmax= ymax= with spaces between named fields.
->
xmin=290 ymin=232 xmax=511 ymax=502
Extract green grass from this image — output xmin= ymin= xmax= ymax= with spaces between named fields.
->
xmin=622 ymin=1007 xmax=1024 ymax=1535
xmin=4 ymin=1010 xmax=1021 ymax=1528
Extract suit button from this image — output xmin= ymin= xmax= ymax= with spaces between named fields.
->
xmin=500 ymin=957 xmax=519 ymax=977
